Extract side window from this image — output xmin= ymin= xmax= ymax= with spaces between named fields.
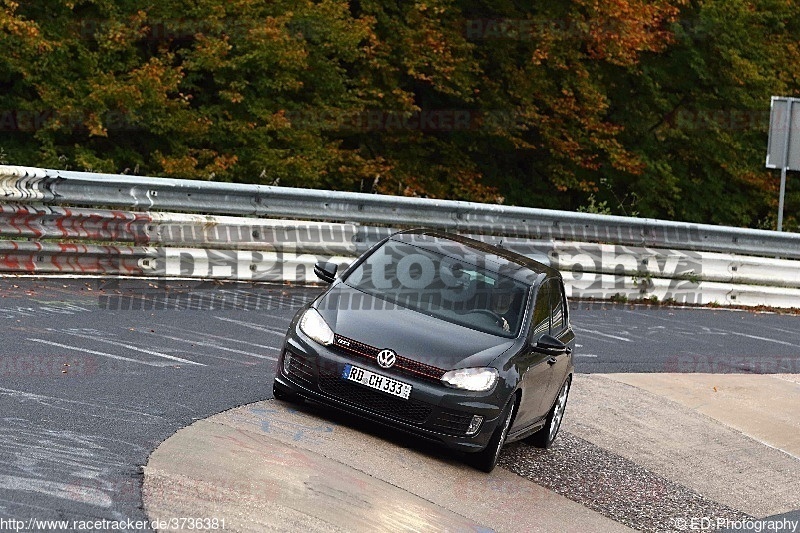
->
xmin=530 ymin=281 xmax=551 ymax=341
xmin=550 ymin=279 xmax=565 ymax=332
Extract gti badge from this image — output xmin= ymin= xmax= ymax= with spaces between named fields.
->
xmin=376 ymin=349 xmax=397 ymax=369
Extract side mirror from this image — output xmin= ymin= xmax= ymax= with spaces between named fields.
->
xmin=532 ymin=334 xmax=567 ymax=356
xmin=313 ymin=261 xmax=338 ymax=284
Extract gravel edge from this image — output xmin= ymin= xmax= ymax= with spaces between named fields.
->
xmin=499 ymin=432 xmax=751 ymax=532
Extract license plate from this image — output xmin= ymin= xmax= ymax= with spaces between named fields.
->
xmin=342 ymin=364 xmax=412 ymax=400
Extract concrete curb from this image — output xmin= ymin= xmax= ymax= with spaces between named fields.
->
xmin=563 ymin=374 xmax=800 ymax=518
xmin=143 ymin=401 xmax=632 ymax=532
xmin=143 ymin=373 xmax=800 ymax=531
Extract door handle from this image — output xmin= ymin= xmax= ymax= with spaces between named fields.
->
xmin=547 ymin=357 xmax=557 ymax=365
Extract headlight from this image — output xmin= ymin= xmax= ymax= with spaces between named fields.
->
xmin=440 ymin=368 xmax=499 ymax=392
xmin=299 ymin=308 xmax=334 ymax=346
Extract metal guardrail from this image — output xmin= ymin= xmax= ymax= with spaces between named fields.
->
xmin=1 ymin=164 xmax=800 ymax=308
xmin=0 ymin=240 xmax=146 ymax=276
xmin=0 ymin=204 xmax=357 ymax=254
xmin=5 ymin=203 xmax=800 ymax=288
xmin=2 ymin=164 xmax=800 ymax=259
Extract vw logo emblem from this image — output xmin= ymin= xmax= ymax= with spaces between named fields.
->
xmin=376 ymin=349 xmax=397 ymax=369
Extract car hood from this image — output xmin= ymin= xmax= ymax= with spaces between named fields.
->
xmin=315 ymin=283 xmax=515 ymax=370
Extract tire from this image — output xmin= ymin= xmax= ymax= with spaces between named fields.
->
xmin=469 ymin=397 xmax=516 ymax=473
xmin=526 ymin=376 xmax=570 ymax=449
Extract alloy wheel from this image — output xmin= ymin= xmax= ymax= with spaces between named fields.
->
xmin=548 ymin=380 xmax=569 ymax=443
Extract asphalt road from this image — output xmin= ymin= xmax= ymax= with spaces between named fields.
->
xmin=0 ymin=277 xmax=798 ymax=528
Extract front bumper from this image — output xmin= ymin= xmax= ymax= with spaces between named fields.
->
xmin=273 ymin=328 xmax=508 ymax=453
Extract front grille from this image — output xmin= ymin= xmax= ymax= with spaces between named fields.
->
xmin=428 ymin=408 xmax=474 ymax=435
xmin=331 ymin=334 xmax=446 ymax=382
xmin=286 ymin=351 xmax=315 ymax=385
xmin=318 ymin=371 xmax=433 ymax=424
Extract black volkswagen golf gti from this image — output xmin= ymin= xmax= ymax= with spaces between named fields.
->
xmin=273 ymin=229 xmax=574 ymax=472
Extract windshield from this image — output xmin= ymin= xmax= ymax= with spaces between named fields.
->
xmin=343 ymin=239 xmax=530 ymax=337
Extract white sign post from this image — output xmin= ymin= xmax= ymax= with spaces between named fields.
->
xmin=766 ymin=96 xmax=800 ymax=231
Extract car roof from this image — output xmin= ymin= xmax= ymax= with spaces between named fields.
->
xmin=391 ymin=228 xmax=558 ymax=286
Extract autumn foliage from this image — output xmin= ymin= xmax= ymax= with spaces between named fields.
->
xmin=1 ymin=0 xmax=798 ymax=228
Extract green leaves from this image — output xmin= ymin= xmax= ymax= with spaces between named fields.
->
xmin=606 ymin=0 xmax=800 ymax=227
xmin=1 ymin=0 xmax=797 ymax=229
